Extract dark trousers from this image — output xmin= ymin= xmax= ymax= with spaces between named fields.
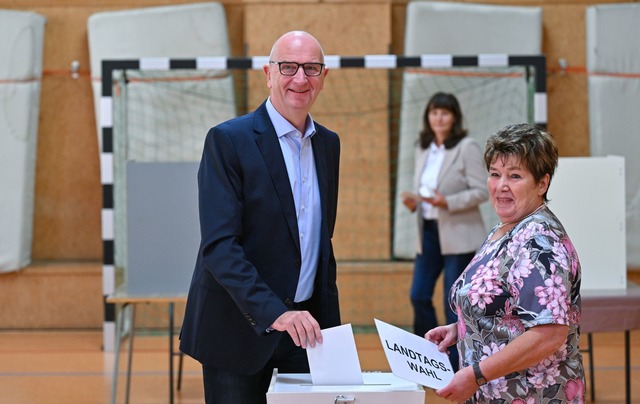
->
xmin=410 ymin=219 xmax=474 ymax=371
xmin=202 ymin=331 xmax=309 ymax=404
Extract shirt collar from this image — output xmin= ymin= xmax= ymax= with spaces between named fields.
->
xmin=266 ymin=97 xmax=316 ymax=139
xmin=430 ymin=141 xmax=445 ymax=153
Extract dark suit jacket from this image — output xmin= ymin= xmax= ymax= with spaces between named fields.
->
xmin=179 ymin=101 xmax=341 ymax=374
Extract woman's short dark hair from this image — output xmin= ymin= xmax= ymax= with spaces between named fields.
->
xmin=419 ymin=92 xmax=467 ymax=149
xmin=484 ymin=123 xmax=559 ymax=201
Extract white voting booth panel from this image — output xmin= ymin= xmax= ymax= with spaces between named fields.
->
xmin=548 ymin=156 xmax=626 ymax=290
xmin=0 ymin=10 xmax=46 ymax=272
xmin=267 ymin=371 xmax=424 ymax=404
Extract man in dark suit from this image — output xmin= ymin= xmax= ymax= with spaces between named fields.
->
xmin=179 ymin=31 xmax=341 ymax=403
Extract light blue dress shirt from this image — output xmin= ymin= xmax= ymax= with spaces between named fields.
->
xmin=266 ymin=98 xmax=321 ymax=302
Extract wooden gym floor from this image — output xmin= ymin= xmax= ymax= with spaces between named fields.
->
xmin=0 ymin=330 xmax=638 ymax=403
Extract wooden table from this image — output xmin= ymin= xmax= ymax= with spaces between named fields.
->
xmin=581 ymin=283 xmax=640 ymax=404
xmin=107 ymin=290 xmax=187 ymax=404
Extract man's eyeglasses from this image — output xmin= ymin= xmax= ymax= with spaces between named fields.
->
xmin=269 ymin=61 xmax=325 ymax=77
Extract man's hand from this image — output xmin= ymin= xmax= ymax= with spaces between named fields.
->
xmin=270 ymin=311 xmax=323 ymax=349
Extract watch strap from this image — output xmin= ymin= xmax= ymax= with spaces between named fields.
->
xmin=473 ymin=362 xmax=487 ymax=386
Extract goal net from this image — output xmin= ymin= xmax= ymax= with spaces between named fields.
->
xmin=111 ymin=69 xmax=236 ymax=272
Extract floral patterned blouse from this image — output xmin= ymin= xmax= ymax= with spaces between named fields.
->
xmin=450 ymin=205 xmax=585 ymax=403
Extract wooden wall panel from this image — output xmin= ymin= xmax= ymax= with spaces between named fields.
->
xmin=0 ymin=263 xmax=102 ymax=328
xmin=244 ymin=3 xmax=392 ymax=260
xmin=315 ymin=69 xmax=391 ymax=260
xmin=337 ymin=262 xmax=415 ymax=327
xmin=543 ymin=4 xmax=590 ymax=156
xmin=30 ymin=7 xmax=103 ymax=259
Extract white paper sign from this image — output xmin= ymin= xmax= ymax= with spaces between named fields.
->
xmin=306 ymin=323 xmax=364 ymax=385
xmin=374 ymin=318 xmax=454 ymax=390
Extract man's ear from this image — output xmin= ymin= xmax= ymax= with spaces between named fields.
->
xmin=263 ymin=64 xmax=272 ymax=89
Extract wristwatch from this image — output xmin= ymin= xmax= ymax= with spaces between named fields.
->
xmin=473 ymin=362 xmax=487 ymax=386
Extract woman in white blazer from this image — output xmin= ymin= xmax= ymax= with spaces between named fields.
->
xmin=401 ymin=92 xmax=488 ymax=370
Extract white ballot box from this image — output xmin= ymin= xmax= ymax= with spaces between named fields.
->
xmin=266 ymin=370 xmax=425 ymax=404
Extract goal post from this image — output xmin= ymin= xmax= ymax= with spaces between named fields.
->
xmin=98 ymin=54 xmax=546 ymax=350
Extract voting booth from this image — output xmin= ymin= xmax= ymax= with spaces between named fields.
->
xmin=267 ymin=371 xmax=425 ymax=404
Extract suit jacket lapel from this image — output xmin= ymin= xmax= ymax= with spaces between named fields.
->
xmin=414 ymin=147 xmax=429 ymax=191
xmin=253 ymin=103 xmax=301 ymax=253
xmin=312 ymin=130 xmax=328 ymax=227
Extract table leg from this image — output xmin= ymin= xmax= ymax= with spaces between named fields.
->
xmin=178 ymin=351 xmax=184 ymax=390
xmin=588 ymin=333 xmax=595 ymax=401
xmin=169 ymin=302 xmax=175 ymax=404
xmin=125 ymin=304 xmax=136 ymax=404
xmin=625 ymin=331 xmax=630 ymax=404
xmin=110 ymin=302 xmax=127 ymax=404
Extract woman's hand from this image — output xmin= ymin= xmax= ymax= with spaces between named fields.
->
xmin=425 ymin=323 xmax=457 ymax=354
xmin=423 ymin=191 xmax=448 ymax=209
xmin=426 ymin=324 xmax=478 ymax=402
xmin=400 ymin=191 xmax=419 ymax=212
xmin=402 ymin=197 xmax=417 ymax=212
xmin=435 ymin=365 xmax=478 ymax=402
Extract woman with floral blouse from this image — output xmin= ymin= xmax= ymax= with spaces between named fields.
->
xmin=426 ymin=123 xmax=585 ymax=403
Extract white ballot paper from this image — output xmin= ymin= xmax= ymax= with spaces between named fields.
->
xmin=374 ymin=318 xmax=454 ymax=390
xmin=306 ymin=323 xmax=364 ymax=385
